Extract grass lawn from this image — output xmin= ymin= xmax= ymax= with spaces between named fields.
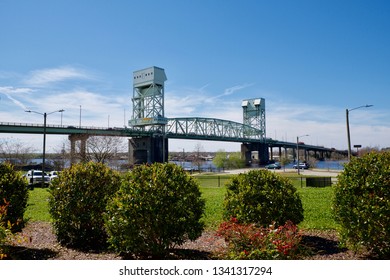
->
xmin=195 ymin=173 xmax=337 ymax=230
xmin=25 ymin=187 xmax=51 ymax=222
xmin=296 ymin=186 xmax=337 ymax=229
xmin=25 ymin=172 xmax=337 ymax=230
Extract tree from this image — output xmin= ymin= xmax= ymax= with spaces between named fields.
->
xmin=58 ymin=135 xmax=127 ymax=166
xmin=192 ymin=143 xmax=204 ymax=172
xmin=279 ymin=155 xmax=291 ymax=171
xmin=358 ymin=146 xmax=380 ymax=157
xmin=226 ymin=152 xmax=245 ymax=169
xmin=0 ymin=138 xmax=36 ymax=165
xmin=213 ymin=150 xmax=245 ymax=171
xmin=213 ymin=149 xmax=228 ymax=171
xmin=85 ymin=136 xmax=127 ymax=164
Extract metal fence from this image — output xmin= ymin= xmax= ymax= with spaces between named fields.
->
xmin=194 ymin=175 xmax=336 ymax=188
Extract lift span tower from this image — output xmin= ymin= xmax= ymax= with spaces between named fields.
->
xmin=129 ymin=66 xmax=168 ymax=127
xmin=128 ymin=66 xmax=168 ymax=163
xmin=128 ymin=66 xmax=269 ymax=164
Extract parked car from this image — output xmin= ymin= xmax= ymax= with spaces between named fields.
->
xmin=24 ymin=170 xmax=51 ymax=188
xmin=293 ymin=162 xmax=309 ymax=169
xmin=265 ymin=162 xmax=281 ymax=169
xmin=48 ymin=171 xmax=60 ymax=181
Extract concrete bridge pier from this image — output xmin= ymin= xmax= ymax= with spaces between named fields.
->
xmin=128 ymin=136 xmax=168 ymax=165
xmin=68 ymin=134 xmax=89 ymax=164
xmin=241 ymin=142 xmax=269 ymax=165
xmin=276 ymin=146 xmax=289 ymax=161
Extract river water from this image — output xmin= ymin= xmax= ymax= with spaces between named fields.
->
xmin=3 ymin=158 xmax=347 ymax=172
xmin=170 ymin=160 xmax=347 ymax=172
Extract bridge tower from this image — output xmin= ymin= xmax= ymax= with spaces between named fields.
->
xmin=241 ymin=98 xmax=269 ymax=165
xmin=128 ymin=66 xmax=168 ymax=164
xmin=242 ymin=98 xmax=266 ymax=138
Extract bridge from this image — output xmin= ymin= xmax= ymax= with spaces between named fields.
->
xmin=166 ymin=117 xmax=263 ymax=142
xmin=0 ymin=119 xmax=338 ymax=164
xmin=0 ymin=66 xmax=341 ymax=165
xmin=0 ymin=117 xmax=264 ymax=142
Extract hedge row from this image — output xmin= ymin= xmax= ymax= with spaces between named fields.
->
xmin=4 ymin=151 xmax=388 ymax=259
xmin=48 ymin=162 xmax=304 ymax=258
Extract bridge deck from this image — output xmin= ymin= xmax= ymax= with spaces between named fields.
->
xmin=0 ymin=120 xmax=338 ymax=153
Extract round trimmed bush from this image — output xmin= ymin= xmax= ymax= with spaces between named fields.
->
xmin=105 ymin=162 xmax=205 ymax=257
xmin=49 ymin=162 xmax=121 ymax=249
xmin=333 ymin=152 xmax=390 ymax=258
xmin=223 ymin=169 xmax=304 ymax=227
xmin=0 ymin=163 xmax=29 ymax=231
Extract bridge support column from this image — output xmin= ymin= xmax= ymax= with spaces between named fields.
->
xmin=293 ymin=147 xmax=297 ymax=162
xmin=68 ymin=134 xmax=89 ymax=164
xmin=284 ymin=147 xmax=288 ymax=160
xmin=241 ymin=142 xmax=269 ymax=165
xmin=128 ymin=136 xmax=168 ymax=165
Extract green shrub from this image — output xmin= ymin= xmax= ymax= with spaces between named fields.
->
xmin=105 ymin=163 xmax=205 ymax=257
xmin=223 ymin=169 xmax=304 ymax=227
xmin=49 ymin=162 xmax=121 ymax=249
xmin=0 ymin=163 xmax=29 ymax=231
xmin=217 ymin=217 xmax=303 ymax=259
xmin=333 ymin=152 xmax=390 ymax=258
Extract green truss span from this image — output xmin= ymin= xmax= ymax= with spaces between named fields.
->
xmin=165 ymin=117 xmax=264 ymax=142
xmin=0 ymin=120 xmax=340 ymax=153
xmin=0 ymin=117 xmax=264 ymax=143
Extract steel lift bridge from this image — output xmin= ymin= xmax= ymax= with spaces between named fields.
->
xmin=0 ymin=66 xmax=337 ymax=164
xmin=128 ymin=66 xmax=269 ymax=164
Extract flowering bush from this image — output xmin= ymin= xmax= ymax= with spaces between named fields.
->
xmin=49 ymin=162 xmax=121 ymax=249
xmin=0 ymin=200 xmax=11 ymax=259
xmin=105 ymin=163 xmax=205 ymax=257
xmin=333 ymin=152 xmax=390 ymax=258
xmin=217 ymin=217 xmax=303 ymax=259
xmin=0 ymin=163 xmax=29 ymax=231
xmin=223 ymin=170 xmax=303 ymax=227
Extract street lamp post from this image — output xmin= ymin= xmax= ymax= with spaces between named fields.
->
xmin=346 ymin=105 xmax=373 ymax=161
xmin=79 ymin=105 xmax=82 ymax=128
xmin=296 ymin=134 xmax=309 ymax=175
xmin=25 ymin=109 xmax=64 ymax=188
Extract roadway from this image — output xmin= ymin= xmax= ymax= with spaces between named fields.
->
xmin=0 ymin=121 xmax=340 ymax=155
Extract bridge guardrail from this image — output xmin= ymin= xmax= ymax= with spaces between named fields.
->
xmin=0 ymin=121 xmax=120 ymax=131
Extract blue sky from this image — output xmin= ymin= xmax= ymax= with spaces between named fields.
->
xmin=1 ymin=0 xmax=389 ymax=152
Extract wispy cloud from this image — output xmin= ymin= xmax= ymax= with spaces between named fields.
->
xmin=213 ymin=83 xmax=254 ymax=99
xmin=0 ymin=86 xmax=33 ymax=110
xmin=0 ymin=86 xmax=33 ymax=95
xmin=2 ymin=65 xmax=387 ymax=152
xmin=165 ymin=92 xmax=207 ymax=117
xmin=165 ymin=83 xmax=254 ymax=118
xmin=44 ymin=90 xmax=116 ymax=112
xmin=23 ymin=66 xmax=93 ymax=86
xmin=0 ymin=65 xmax=123 ymax=128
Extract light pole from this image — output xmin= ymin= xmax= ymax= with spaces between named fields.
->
xmin=79 ymin=105 xmax=82 ymax=128
xmin=346 ymin=105 xmax=373 ymax=161
xmin=25 ymin=109 xmax=64 ymax=188
xmin=296 ymin=134 xmax=309 ymax=175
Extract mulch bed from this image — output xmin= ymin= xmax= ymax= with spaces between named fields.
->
xmin=3 ymin=221 xmax=369 ymax=260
